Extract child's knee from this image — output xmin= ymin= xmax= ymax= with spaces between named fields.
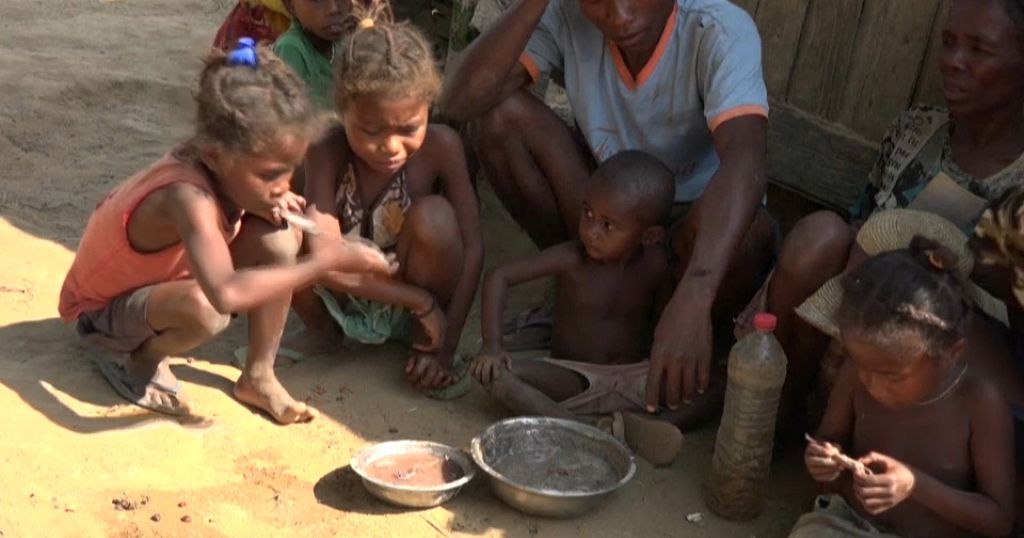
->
xmin=184 ymin=286 xmax=232 ymax=338
xmin=404 ymin=196 xmax=460 ymax=249
xmin=472 ymin=91 xmax=530 ymax=144
xmin=250 ymin=220 xmax=302 ymax=265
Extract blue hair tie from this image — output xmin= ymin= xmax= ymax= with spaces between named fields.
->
xmin=227 ymin=37 xmax=258 ymax=68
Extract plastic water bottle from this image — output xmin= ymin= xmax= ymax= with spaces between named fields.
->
xmin=704 ymin=312 xmax=788 ymax=520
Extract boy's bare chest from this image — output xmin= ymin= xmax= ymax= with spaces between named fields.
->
xmin=558 ymin=262 xmax=660 ymax=314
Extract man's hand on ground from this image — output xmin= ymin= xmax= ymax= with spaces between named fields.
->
xmin=645 ymin=290 xmax=713 ymax=411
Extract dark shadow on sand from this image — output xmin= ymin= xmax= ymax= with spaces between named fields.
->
xmin=0 ymin=317 xmax=242 ymax=434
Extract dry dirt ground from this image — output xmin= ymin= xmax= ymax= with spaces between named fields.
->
xmin=0 ymin=1 xmax=814 ymax=536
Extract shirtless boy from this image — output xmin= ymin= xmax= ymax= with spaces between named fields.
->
xmin=472 ymin=151 xmax=684 ymax=465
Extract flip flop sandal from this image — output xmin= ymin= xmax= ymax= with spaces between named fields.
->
xmin=94 ymin=359 xmax=188 ymax=416
xmin=232 ymin=346 xmax=307 ymax=369
xmin=619 ymin=412 xmax=683 ymax=467
xmin=501 ymin=304 xmax=554 ymax=352
xmin=424 ymin=353 xmax=473 ymax=401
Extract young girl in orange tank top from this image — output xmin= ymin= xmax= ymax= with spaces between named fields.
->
xmin=59 ymin=39 xmax=394 ymax=424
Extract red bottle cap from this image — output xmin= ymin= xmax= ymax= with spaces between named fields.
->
xmin=753 ymin=312 xmax=777 ymax=332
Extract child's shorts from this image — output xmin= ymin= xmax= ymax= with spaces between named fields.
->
xmin=787 ymin=494 xmax=901 ymax=538
xmin=315 ymin=287 xmax=412 ymax=345
xmin=75 ymin=286 xmax=156 ymax=353
xmin=538 ymin=358 xmax=649 ymax=415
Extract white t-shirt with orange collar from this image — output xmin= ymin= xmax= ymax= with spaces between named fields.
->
xmin=520 ymin=0 xmax=769 ymax=202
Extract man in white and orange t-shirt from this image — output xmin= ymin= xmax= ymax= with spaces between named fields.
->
xmin=443 ymin=0 xmax=774 ymax=427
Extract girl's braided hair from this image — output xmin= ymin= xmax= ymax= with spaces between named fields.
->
xmin=334 ymin=1 xmax=442 ymax=109
xmin=195 ymin=44 xmax=327 ymax=153
xmin=838 ymin=236 xmax=972 ymax=357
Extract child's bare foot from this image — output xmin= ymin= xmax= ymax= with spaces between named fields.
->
xmin=281 ymin=325 xmax=345 ymax=357
xmin=233 ymin=372 xmax=318 ymax=424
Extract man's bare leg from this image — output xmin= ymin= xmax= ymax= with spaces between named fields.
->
xmin=468 ymin=89 xmax=591 ymax=249
xmin=763 ymin=211 xmax=854 ymax=435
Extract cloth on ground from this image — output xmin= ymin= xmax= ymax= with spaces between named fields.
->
xmin=787 ymin=495 xmax=903 ymax=538
xmin=538 ymin=358 xmax=649 ymax=415
xmin=315 ymin=287 xmax=412 ymax=345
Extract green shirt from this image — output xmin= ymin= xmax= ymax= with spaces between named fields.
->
xmin=273 ymin=22 xmax=334 ymax=110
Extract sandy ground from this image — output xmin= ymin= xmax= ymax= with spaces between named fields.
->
xmin=0 ymin=1 xmax=814 ymax=536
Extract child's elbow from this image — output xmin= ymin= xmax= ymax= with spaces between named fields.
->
xmin=483 ymin=267 xmax=505 ymax=287
xmin=205 ymin=287 xmax=240 ymax=315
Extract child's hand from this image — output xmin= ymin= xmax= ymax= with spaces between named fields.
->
xmin=472 ymin=349 xmax=511 ymax=386
xmin=805 ymin=437 xmax=843 ymax=483
xmin=852 ymin=452 xmax=916 ymax=515
xmin=270 ymin=192 xmax=306 ymax=225
xmin=405 ymin=353 xmax=453 ymax=390
xmin=325 ymin=238 xmax=398 ymax=276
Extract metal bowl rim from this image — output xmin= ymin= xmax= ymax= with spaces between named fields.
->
xmin=470 ymin=416 xmax=637 ymax=498
xmin=350 ymin=440 xmax=476 ymax=493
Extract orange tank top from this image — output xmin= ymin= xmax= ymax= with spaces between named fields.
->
xmin=58 ymin=145 xmax=241 ymax=322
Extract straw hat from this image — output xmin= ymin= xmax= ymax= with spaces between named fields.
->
xmin=795 ymin=209 xmax=1008 ymax=339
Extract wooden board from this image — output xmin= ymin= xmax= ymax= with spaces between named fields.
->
xmin=754 ymin=0 xmax=811 ymax=99
xmin=729 ymin=0 xmax=760 ymax=17
xmin=912 ymin=0 xmax=950 ymax=107
xmin=785 ymin=0 xmax=864 ymax=119
xmin=836 ymin=0 xmax=938 ymax=140
xmin=766 ymin=100 xmax=878 ymax=211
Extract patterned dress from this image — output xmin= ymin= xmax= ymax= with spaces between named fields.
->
xmin=335 ymin=162 xmax=412 ymax=252
xmin=851 ymin=105 xmax=1024 ymax=224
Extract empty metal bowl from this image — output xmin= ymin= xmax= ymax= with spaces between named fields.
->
xmin=350 ymin=440 xmax=476 ymax=508
xmin=471 ymin=417 xmax=636 ymax=518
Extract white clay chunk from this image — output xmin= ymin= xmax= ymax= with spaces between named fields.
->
xmin=282 ymin=212 xmax=318 ymax=233
xmin=805 ymin=434 xmax=871 ymax=475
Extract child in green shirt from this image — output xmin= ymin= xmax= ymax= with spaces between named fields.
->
xmin=274 ymin=0 xmax=351 ymax=110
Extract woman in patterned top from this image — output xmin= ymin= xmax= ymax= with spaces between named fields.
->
xmin=753 ymin=0 xmax=1024 ymax=438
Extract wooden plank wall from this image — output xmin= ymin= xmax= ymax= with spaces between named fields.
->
xmin=733 ymin=0 xmax=950 ymax=211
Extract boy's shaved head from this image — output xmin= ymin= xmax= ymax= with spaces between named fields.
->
xmin=591 ymin=151 xmax=674 ymax=227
